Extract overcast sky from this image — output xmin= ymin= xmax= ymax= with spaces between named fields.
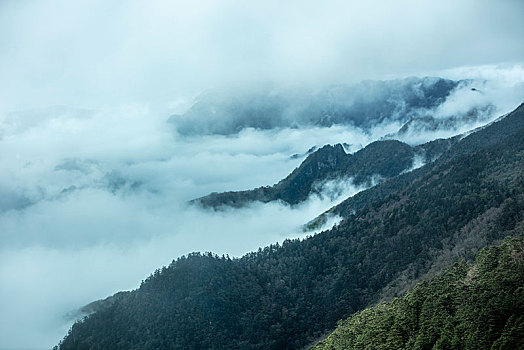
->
xmin=1 ymin=0 xmax=524 ymax=112
xmin=1 ymin=1 xmax=524 ymax=349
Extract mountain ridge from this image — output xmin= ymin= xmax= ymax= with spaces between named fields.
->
xmin=191 ymin=138 xmax=456 ymax=210
xmin=169 ymin=77 xmax=465 ymax=136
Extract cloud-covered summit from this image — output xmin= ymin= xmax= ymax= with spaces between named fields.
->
xmin=169 ymin=77 xmax=459 ymax=136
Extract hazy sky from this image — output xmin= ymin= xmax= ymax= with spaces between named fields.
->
xmin=1 ymin=0 xmax=524 ymax=112
xmin=1 ymin=1 xmax=524 ymax=349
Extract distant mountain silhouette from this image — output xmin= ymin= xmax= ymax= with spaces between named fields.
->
xmin=169 ymin=77 xmax=462 ymax=136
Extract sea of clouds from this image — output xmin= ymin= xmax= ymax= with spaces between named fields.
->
xmin=0 ymin=103 xmax=397 ymax=348
xmin=1 ymin=0 xmax=524 ymax=348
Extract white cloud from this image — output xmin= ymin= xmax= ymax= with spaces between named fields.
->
xmin=1 ymin=0 xmax=523 ymax=112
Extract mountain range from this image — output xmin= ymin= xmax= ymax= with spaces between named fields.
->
xmin=55 ymin=102 xmax=524 ymax=349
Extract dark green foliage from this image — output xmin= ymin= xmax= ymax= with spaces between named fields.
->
xmin=312 ymin=236 xmax=524 ymax=350
xmin=57 ymin=104 xmax=524 ymax=350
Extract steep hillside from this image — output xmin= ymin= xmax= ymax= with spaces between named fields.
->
xmin=56 ymin=104 xmax=524 ymax=350
xmin=312 ymin=236 xmax=524 ymax=350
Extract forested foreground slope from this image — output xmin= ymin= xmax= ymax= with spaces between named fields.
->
xmin=312 ymin=236 xmax=524 ymax=350
xmin=56 ymin=104 xmax=524 ymax=350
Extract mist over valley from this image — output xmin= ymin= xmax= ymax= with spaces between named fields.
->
xmin=1 ymin=1 xmax=524 ymax=349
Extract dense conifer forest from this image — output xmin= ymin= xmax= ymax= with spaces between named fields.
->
xmin=313 ymin=236 xmax=524 ymax=349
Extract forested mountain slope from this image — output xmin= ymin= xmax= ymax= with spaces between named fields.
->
xmin=312 ymin=236 xmax=524 ymax=350
xmin=57 ymin=103 xmax=524 ymax=350
xmin=316 ymin=103 xmax=524 ymax=222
